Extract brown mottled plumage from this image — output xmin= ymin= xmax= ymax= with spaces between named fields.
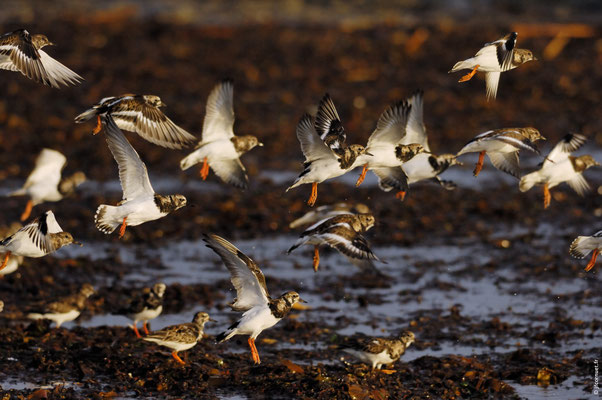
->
xmin=341 ymin=331 xmax=415 ymax=370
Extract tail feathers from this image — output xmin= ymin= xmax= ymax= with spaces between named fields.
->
xmin=94 ymin=205 xmax=118 ymax=234
xmin=74 ymin=108 xmax=98 ymax=123
xmin=449 ymin=59 xmax=472 ymax=73
xmin=519 ymin=172 xmax=542 ymax=192
xmin=8 ymin=188 xmax=26 ymax=197
xmin=286 ymin=179 xmax=301 ymax=192
xmin=287 ymin=243 xmax=300 ymax=254
xmin=216 ymin=320 xmax=239 ymax=343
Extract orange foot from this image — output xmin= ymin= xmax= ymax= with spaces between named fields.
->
xmin=395 ymin=191 xmax=406 ymax=201
xmin=307 ymin=182 xmax=318 ymax=207
xmin=313 ymin=246 xmax=320 ymax=272
xmin=380 ymin=369 xmax=397 ymax=374
xmin=20 ymin=200 xmax=33 ymax=222
xmin=92 ymin=115 xmax=102 ymax=135
xmin=0 ymin=252 xmax=10 ymax=271
xmin=143 ymin=321 xmax=150 ymax=335
xmin=172 ymin=351 xmax=186 ymax=365
xmin=119 ymin=217 xmax=127 ymax=239
xmin=248 ymin=337 xmax=261 ymax=364
xmin=585 ymin=249 xmax=599 ymax=272
xmin=458 ymin=65 xmax=480 ymax=82
xmin=543 ymin=183 xmax=551 ymax=209
xmin=473 ymin=151 xmax=485 ymax=177
xmin=133 ymin=323 xmax=142 ymax=339
xmin=356 ymin=164 xmax=369 ymax=187
xmin=200 ymin=157 xmax=210 ymax=180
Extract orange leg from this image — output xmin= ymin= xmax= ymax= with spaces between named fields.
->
xmin=313 ymin=246 xmax=320 ymax=272
xmin=395 ymin=191 xmax=406 ymax=201
xmin=132 ymin=323 xmax=142 ymax=339
xmin=248 ymin=337 xmax=261 ymax=364
xmin=118 ymin=217 xmax=127 ymax=239
xmin=0 ymin=252 xmax=10 ymax=271
xmin=92 ymin=115 xmax=102 ymax=135
xmin=143 ymin=321 xmax=150 ymax=335
xmin=20 ymin=200 xmax=33 ymax=222
xmin=585 ymin=249 xmax=599 ymax=272
xmin=543 ymin=183 xmax=551 ymax=209
xmin=307 ymin=182 xmax=318 ymax=207
xmin=200 ymin=157 xmax=210 ymax=180
xmin=356 ymin=164 xmax=369 ymax=187
xmin=473 ymin=151 xmax=485 ymax=177
xmin=171 ymin=351 xmax=186 ymax=365
xmin=458 ymin=65 xmax=480 ymax=82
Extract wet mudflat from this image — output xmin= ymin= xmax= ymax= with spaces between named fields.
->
xmin=0 ymin=1 xmax=601 ymax=399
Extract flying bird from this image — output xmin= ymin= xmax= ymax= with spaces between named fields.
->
xmin=0 ymin=29 xmax=83 ymax=88
xmin=449 ymin=32 xmax=537 ymax=100
xmin=0 ymin=211 xmax=81 ymax=271
xmin=569 ymin=230 xmax=602 ymax=272
xmin=75 ymin=94 xmax=197 ymax=150
xmin=456 ymin=127 xmax=545 ymax=178
xmin=94 ymin=116 xmax=187 ymax=238
xmin=9 ymin=148 xmax=85 ymax=221
xmin=519 ymin=134 xmax=598 ymax=208
xmin=204 ymin=234 xmax=306 ymax=364
xmin=180 ymin=80 xmax=263 ymax=189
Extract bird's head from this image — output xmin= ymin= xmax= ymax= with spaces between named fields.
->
xmin=144 ymin=95 xmax=166 ymax=108
xmin=31 ymin=34 xmax=53 ymax=49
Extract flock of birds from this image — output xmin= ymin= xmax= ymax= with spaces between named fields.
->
xmin=0 ymin=28 xmax=600 ymax=371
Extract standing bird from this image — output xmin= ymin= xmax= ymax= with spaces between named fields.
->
xmin=570 ymin=230 xmax=602 ymax=272
xmin=354 ymin=100 xmax=418 ymax=189
xmin=75 ymin=94 xmax=197 ymax=150
xmin=0 ymin=211 xmax=81 ymax=271
xmin=143 ymin=311 xmax=213 ymax=365
xmin=289 ymin=202 xmax=370 ymax=229
xmin=287 ymin=214 xmax=382 ymax=272
xmin=118 ymin=283 xmax=166 ymax=338
xmin=27 ymin=284 xmax=95 ymax=328
xmin=287 ymin=113 xmax=369 ymax=207
xmin=340 ymin=331 xmax=415 ymax=371
xmin=203 ymin=234 xmax=306 ymax=364
xmin=9 ymin=148 xmax=86 ymax=221
xmin=449 ymin=32 xmax=537 ymax=100
xmin=519 ymin=134 xmax=598 ymax=208
xmin=456 ymin=127 xmax=545 ymax=178
xmin=180 ymin=80 xmax=263 ymax=188
xmin=94 ymin=116 xmax=187 ymax=238
xmin=0 ymin=29 xmax=83 ymax=88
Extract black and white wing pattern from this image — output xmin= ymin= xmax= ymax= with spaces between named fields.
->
xmin=481 ymin=32 xmax=517 ymax=72
xmin=201 ymin=80 xmax=235 ymax=144
xmin=544 ymin=133 xmax=587 ymax=166
xmin=296 ymin=114 xmax=336 ymax=163
xmin=0 ymin=29 xmax=54 ymax=87
xmin=322 ymin=226 xmax=380 ymax=261
xmin=0 ymin=211 xmax=61 ymax=254
xmin=210 ymin=158 xmax=248 ymax=189
xmin=487 ymin=151 xmax=521 ymax=178
xmin=404 ymin=91 xmax=429 ymax=149
xmin=367 ymin=100 xmax=411 ymax=149
xmin=315 ymin=94 xmax=346 ymax=152
xmin=37 ymin=49 xmax=83 ymax=87
xmin=203 ymin=234 xmax=270 ymax=311
xmin=569 ymin=230 xmax=602 ymax=258
xmin=103 ymin=115 xmax=155 ymax=202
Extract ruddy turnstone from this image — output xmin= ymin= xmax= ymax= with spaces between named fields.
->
xmin=27 ymin=283 xmax=95 ymax=328
xmin=94 ymin=116 xmax=187 ymax=238
xmin=289 ymin=202 xmax=370 ymax=229
xmin=0 ymin=211 xmax=81 ymax=271
xmin=118 ymin=283 xmax=166 ymax=338
xmin=143 ymin=311 xmax=213 ymax=365
xmin=179 ymin=80 xmax=263 ymax=188
xmin=287 ymin=213 xmax=381 ymax=272
xmin=354 ymin=100 xmax=420 ymax=189
xmin=519 ymin=134 xmax=598 ymax=208
xmin=456 ymin=127 xmax=545 ymax=178
xmin=9 ymin=148 xmax=86 ymax=221
xmin=286 ymin=113 xmax=369 ymax=207
xmin=340 ymin=331 xmax=415 ymax=371
xmin=570 ymin=230 xmax=602 ymax=272
xmin=203 ymin=234 xmax=306 ymax=364
xmin=449 ymin=32 xmax=537 ymax=100
xmin=0 ymin=223 xmax=24 ymax=277
xmin=380 ymin=91 xmax=461 ymax=200
xmin=315 ymin=94 xmax=347 ymax=153
xmin=0 ymin=29 xmax=83 ymax=88
xmin=75 ymin=94 xmax=197 ymax=150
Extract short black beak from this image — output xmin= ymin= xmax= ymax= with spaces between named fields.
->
xmin=298 ymin=298 xmax=308 ymax=303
